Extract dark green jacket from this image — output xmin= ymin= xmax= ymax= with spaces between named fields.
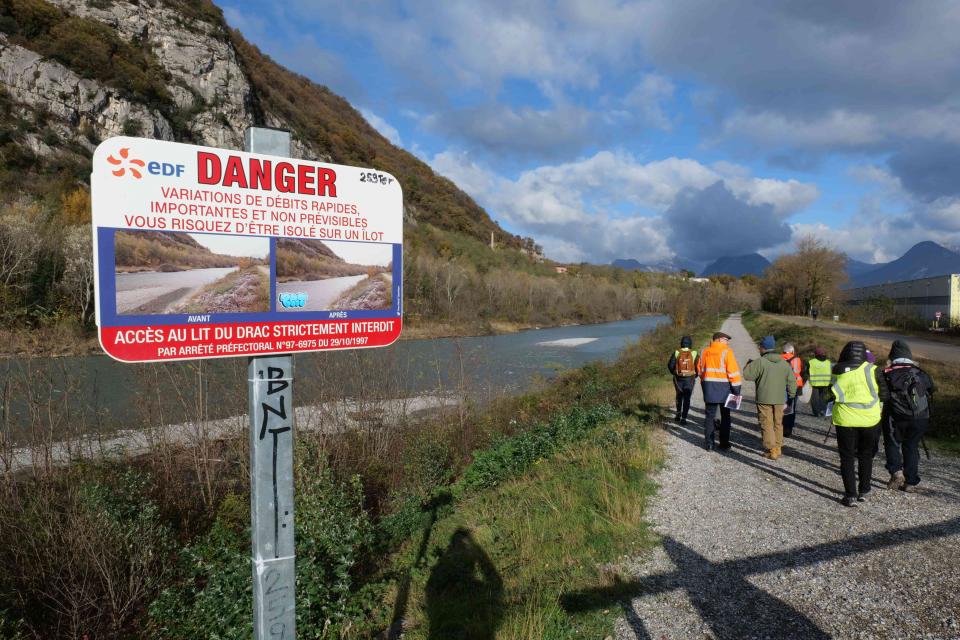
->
xmin=743 ymin=351 xmax=797 ymax=405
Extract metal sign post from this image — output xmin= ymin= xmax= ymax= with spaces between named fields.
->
xmin=246 ymin=128 xmax=295 ymax=639
xmin=91 ymin=125 xmax=403 ymax=636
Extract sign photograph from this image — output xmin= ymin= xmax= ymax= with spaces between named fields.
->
xmin=91 ymin=136 xmax=403 ymax=362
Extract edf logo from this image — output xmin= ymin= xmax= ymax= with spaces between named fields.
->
xmin=147 ymin=160 xmax=185 ymax=177
xmin=107 ymin=147 xmax=185 ymax=179
xmin=279 ymin=292 xmax=307 ymax=308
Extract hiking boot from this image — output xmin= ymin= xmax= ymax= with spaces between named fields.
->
xmin=771 ymin=447 xmax=782 ymax=460
xmin=857 ymin=489 xmax=870 ymax=502
xmin=674 ymin=413 xmax=682 ymax=422
xmin=718 ymin=442 xmax=731 ymax=451
xmin=900 ymin=483 xmax=917 ymax=493
xmin=679 ymin=418 xmax=687 ymax=426
xmin=763 ymin=449 xmax=776 ymax=459
xmin=841 ymin=496 xmax=857 ymax=507
xmin=887 ymin=470 xmax=905 ymax=490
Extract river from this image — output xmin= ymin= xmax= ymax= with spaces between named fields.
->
xmin=0 ymin=316 xmax=667 ymax=442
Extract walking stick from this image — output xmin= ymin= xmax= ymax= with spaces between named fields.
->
xmin=921 ymin=436 xmax=931 ymax=460
xmin=823 ymin=422 xmax=832 ymax=443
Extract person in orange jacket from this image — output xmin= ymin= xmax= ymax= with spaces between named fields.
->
xmin=697 ymin=331 xmax=742 ymax=451
xmin=782 ymin=343 xmax=803 ymax=437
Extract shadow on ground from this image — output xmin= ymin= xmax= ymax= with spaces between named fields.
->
xmin=561 ymin=516 xmax=960 ymax=639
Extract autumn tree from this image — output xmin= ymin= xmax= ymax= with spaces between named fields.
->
xmin=762 ymin=235 xmax=847 ymax=315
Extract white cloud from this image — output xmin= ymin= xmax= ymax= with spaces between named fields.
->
xmin=623 ymin=73 xmax=675 ymax=130
xmin=430 ymin=149 xmax=817 ymax=263
xmin=360 ymin=109 xmax=402 ymax=146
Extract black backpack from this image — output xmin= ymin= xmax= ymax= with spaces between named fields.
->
xmin=885 ymin=365 xmax=931 ymax=419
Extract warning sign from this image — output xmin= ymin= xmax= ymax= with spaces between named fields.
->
xmin=92 ymin=137 xmax=403 ymax=362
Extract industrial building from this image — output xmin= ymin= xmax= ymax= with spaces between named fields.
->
xmin=844 ymin=274 xmax=960 ymax=327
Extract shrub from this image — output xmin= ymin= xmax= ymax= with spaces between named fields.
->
xmin=0 ymin=468 xmax=176 ymax=638
xmin=148 ymin=441 xmax=377 ymax=638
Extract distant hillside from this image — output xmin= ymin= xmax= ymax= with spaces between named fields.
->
xmin=848 ymin=241 xmax=960 ymax=287
xmin=0 ymin=0 xmax=526 ymax=251
xmin=700 ymin=253 xmax=771 ymax=277
xmin=275 ymin=237 xmax=372 ymax=281
xmin=114 ymin=230 xmax=258 ymax=271
xmin=844 ymin=257 xmax=877 ymax=280
xmin=612 ymin=257 xmax=702 ymax=273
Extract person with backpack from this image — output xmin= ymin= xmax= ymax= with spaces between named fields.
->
xmin=697 ymin=331 xmax=742 ymax=451
xmin=667 ymin=335 xmax=698 ymax=425
xmin=743 ymin=335 xmax=797 ymax=460
xmin=829 ymin=340 xmax=890 ymax=507
xmin=781 ymin=343 xmax=803 ymax=437
xmin=882 ymin=340 xmax=936 ymax=492
xmin=806 ymin=346 xmax=832 ymax=417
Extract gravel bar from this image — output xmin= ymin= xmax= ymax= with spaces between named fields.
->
xmin=615 ymin=313 xmax=960 ymax=640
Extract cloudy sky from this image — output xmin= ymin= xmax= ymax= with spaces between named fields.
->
xmin=222 ymin=1 xmax=960 ymax=267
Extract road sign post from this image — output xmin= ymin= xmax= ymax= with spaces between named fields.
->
xmin=246 ymin=129 xmax=295 ymax=639
xmin=91 ymin=126 xmax=403 ymax=637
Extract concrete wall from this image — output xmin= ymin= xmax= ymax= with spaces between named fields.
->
xmin=844 ymin=274 xmax=959 ymax=326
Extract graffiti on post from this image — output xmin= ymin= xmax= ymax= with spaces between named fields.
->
xmin=257 ymin=365 xmax=292 ymax=558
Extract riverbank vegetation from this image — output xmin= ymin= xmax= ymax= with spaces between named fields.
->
xmin=741 ymin=312 xmax=960 ymax=451
xmin=114 ymin=231 xmax=264 ymax=272
xmin=0 ymin=308 xmax=720 ymax=638
xmin=333 ymin=273 xmax=392 ymax=310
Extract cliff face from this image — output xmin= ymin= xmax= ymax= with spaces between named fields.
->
xmin=0 ymin=0 xmax=519 ymax=248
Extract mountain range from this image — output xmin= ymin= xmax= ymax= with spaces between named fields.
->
xmin=845 ymin=241 xmax=960 ymax=288
xmin=612 ymin=241 xmax=960 ymax=285
xmin=699 ymin=253 xmax=771 ymax=278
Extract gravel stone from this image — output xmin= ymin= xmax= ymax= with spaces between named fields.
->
xmin=615 ymin=314 xmax=960 ymax=640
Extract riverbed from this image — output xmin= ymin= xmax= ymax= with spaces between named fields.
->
xmin=0 ymin=316 xmax=668 ymax=442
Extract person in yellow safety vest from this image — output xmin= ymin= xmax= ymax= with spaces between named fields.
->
xmin=805 ymin=346 xmax=832 ymax=417
xmin=696 ymin=331 xmax=742 ymax=451
xmin=829 ymin=340 xmax=890 ymax=507
xmin=781 ymin=344 xmax=804 ymax=437
xmin=667 ymin=335 xmax=698 ymax=426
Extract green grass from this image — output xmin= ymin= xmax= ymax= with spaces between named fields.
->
xmin=382 ymin=415 xmax=662 ymax=639
xmin=742 ymin=311 xmax=960 ymax=451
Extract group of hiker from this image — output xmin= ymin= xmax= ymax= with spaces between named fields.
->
xmin=668 ymin=330 xmax=936 ymax=507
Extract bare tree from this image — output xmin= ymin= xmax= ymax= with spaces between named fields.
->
xmin=762 ymin=235 xmax=847 ymax=315
xmin=58 ymin=225 xmax=95 ymax=324
xmin=0 ymin=201 xmax=42 ymax=289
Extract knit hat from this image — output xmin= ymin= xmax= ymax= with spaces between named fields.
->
xmin=760 ymin=335 xmax=776 ymax=351
xmin=889 ymin=339 xmax=913 ymax=361
xmin=839 ymin=341 xmax=867 ymax=364
xmin=680 ymin=335 xmax=692 ymax=348
xmin=814 ymin=346 xmax=826 ymax=357
xmin=865 ymin=350 xmax=876 ymax=363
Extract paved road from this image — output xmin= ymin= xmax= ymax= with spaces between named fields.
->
xmin=770 ymin=313 xmax=960 ymax=364
xmin=115 ymin=267 xmax=237 ymax=314
xmin=277 ymin=274 xmax=367 ymax=311
xmin=611 ymin=314 xmax=960 ymax=639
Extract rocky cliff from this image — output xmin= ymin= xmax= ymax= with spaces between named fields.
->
xmin=0 ymin=0 xmax=519 ymax=247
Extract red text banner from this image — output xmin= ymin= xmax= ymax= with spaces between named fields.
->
xmin=100 ymin=319 xmax=402 ymax=362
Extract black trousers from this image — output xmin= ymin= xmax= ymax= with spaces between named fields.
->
xmin=674 ymin=377 xmax=695 ymax=421
xmin=809 ymin=386 xmax=829 ymax=417
xmin=783 ymin=393 xmax=799 ymax=437
xmin=835 ymin=424 xmax=880 ymax=498
xmin=703 ymin=403 xmax=731 ymax=446
xmin=883 ymin=417 xmax=928 ymax=486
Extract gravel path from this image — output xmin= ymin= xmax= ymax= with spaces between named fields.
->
xmin=614 ymin=313 xmax=960 ymax=640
